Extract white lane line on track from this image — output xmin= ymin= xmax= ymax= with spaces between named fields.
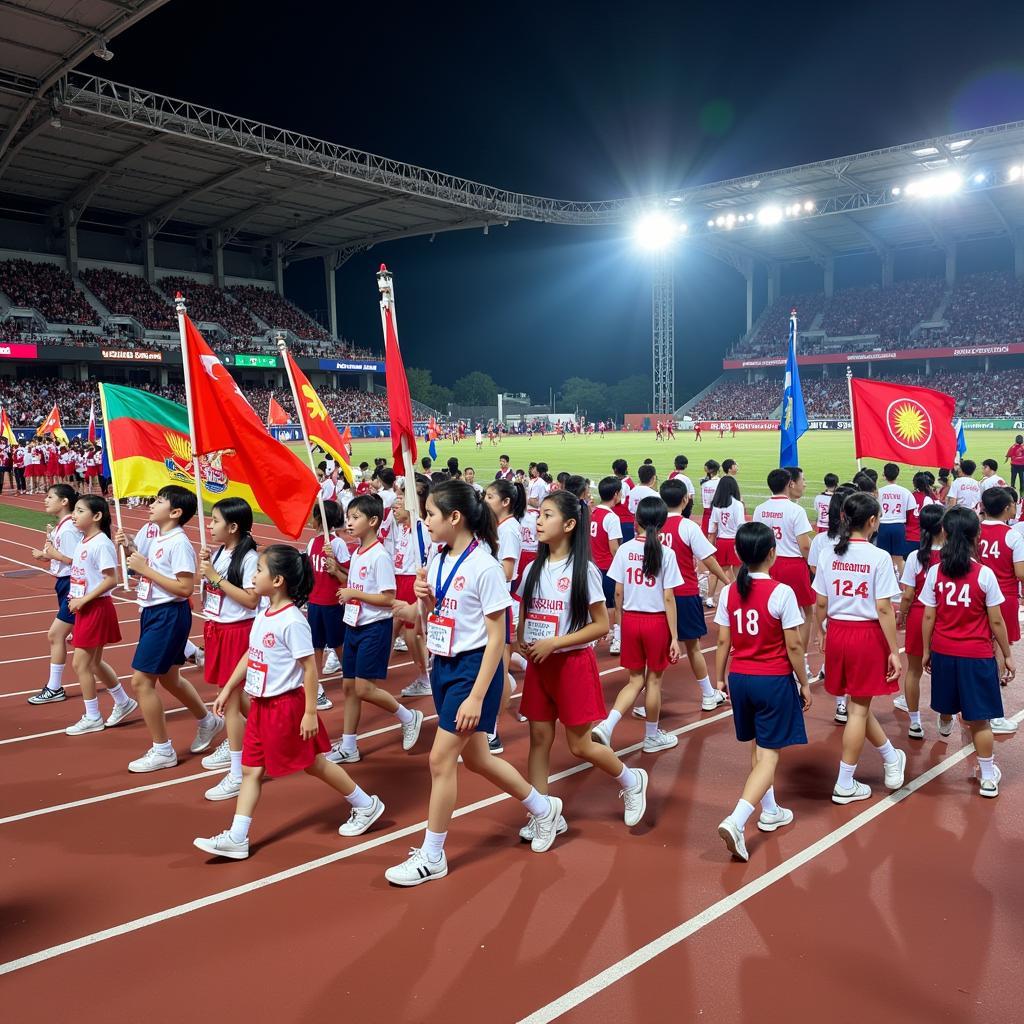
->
xmin=0 ymin=631 xmax=206 ymax=666
xmin=515 ymin=704 xmax=1024 ymax=1024
xmin=4 ymin=617 xmax=142 ymax=640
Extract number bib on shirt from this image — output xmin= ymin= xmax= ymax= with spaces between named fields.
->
xmin=343 ymin=600 xmax=361 ymax=627
xmin=136 ymin=577 xmax=152 ymax=601
xmin=202 ymin=581 xmax=224 ymax=616
xmin=523 ymin=612 xmax=559 ymax=645
xmin=244 ymin=659 xmax=268 ymax=697
xmin=425 ymin=613 xmax=455 ymax=656
xmin=69 ymin=573 xmax=87 ymax=600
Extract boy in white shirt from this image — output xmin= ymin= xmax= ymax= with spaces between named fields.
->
xmin=946 ymin=459 xmax=982 ymax=510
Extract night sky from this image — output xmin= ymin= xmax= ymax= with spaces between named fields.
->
xmin=79 ymin=2 xmax=1024 ymax=401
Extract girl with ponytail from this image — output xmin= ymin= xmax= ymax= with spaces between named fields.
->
xmin=592 ymin=496 xmax=684 ymax=755
xmin=385 ymin=479 xmax=565 ymax=886
xmin=714 ymin=522 xmax=810 ymax=862
xmin=812 ymin=492 xmax=906 ymax=805
xmin=194 ymin=545 xmax=386 ymax=861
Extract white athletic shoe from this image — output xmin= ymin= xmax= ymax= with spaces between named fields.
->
xmin=757 ymin=806 xmax=794 ymax=833
xmin=704 ymin=597 xmax=715 ymax=609
xmin=393 ymin=636 xmax=408 ymax=652
xmin=990 ymin=717 xmax=1018 ymax=735
xmin=642 ymin=729 xmax=679 ymax=753
xmin=323 ymin=651 xmax=341 ymax=675
xmin=519 ymin=814 xmax=568 ymax=842
xmin=893 ymin=693 xmax=910 ymax=713
xmin=883 ymin=749 xmax=907 ymax=791
xmin=385 ymin=848 xmax=448 ymax=887
xmin=204 ymin=774 xmax=242 ymax=802
xmin=400 ymin=708 xmax=424 ymax=751
xmin=104 ymin=698 xmax=138 ymax=728
xmin=832 ymin=779 xmax=871 ymax=805
xmin=326 ymin=743 xmax=361 ymax=764
xmin=65 ymin=714 xmax=105 ymax=736
xmin=834 ymin=702 xmax=848 ymax=724
xmin=191 ymin=647 xmax=206 ymax=669
xmin=201 ymin=738 xmax=232 ymax=770
xmin=979 ymin=764 xmax=1003 ymax=799
xmin=530 ymin=796 xmax=565 ymax=853
xmin=631 ymin=706 xmax=647 ymax=719
xmin=620 ymin=767 xmax=649 ymax=827
xmin=194 ymin=830 xmax=248 ymax=860
xmin=191 ymin=714 xmax=225 ymax=754
xmin=401 ymin=676 xmax=432 ymax=697
xmin=129 ymin=746 xmax=178 ymax=773
xmin=701 ymin=690 xmax=728 ymax=712
xmin=936 ymin=714 xmax=956 ymax=738
xmin=608 ymin=638 xmax=621 ymax=655
xmin=316 ymin=691 xmax=333 ymax=711
xmin=339 ymin=795 xmax=385 ymax=836
xmin=908 ymin=722 xmax=925 ymax=741
xmin=717 ymin=818 xmax=749 ymax=861
xmin=590 ymin=722 xmax=612 ymax=747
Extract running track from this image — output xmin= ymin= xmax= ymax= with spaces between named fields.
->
xmin=1 ymin=494 xmax=1021 ymax=1023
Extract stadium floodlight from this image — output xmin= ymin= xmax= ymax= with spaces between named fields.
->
xmin=707 ymin=219 xmax=714 ymax=227
xmin=973 ymin=172 xmax=987 ymax=184
xmin=757 ymin=205 xmax=783 ymax=226
xmin=92 ymin=38 xmax=114 ymax=61
xmin=1010 ymin=165 xmax=1023 ymax=182
xmin=633 ymin=212 xmax=681 ymax=250
xmin=891 ymin=186 xmax=902 ymax=196
xmin=803 ymin=200 xmax=815 ymax=211
xmin=905 ymin=171 xmax=962 ymax=198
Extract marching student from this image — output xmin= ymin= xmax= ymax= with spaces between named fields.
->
xmin=700 ymin=460 xmax=721 ymax=537
xmin=592 ymin=496 xmax=683 ymax=752
xmin=877 ymin=463 xmax=913 ymax=573
xmin=979 ymin=458 xmax=1008 ymax=493
xmin=920 ymin=507 xmax=1016 ymax=797
xmin=116 ymin=485 xmax=223 ymax=772
xmin=385 ymin=480 xmax=564 ymax=886
xmin=714 ymin=522 xmax=811 ymax=862
xmin=517 ymin=490 xmax=649 ymax=834
xmin=668 ymin=454 xmax=695 ymax=517
xmin=327 ymin=493 xmax=423 ymax=764
xmin=612 ymin=458 xmax=636 ymax=542
xmin=193 ymin=545 xmax=386 ymax=860
xmin=946 ymin=459 xmax=981 ymax=510
xmin=62 ymin=496 xmax=138 ymax=734
xmin=197 ymin=497 xmax=260 ymax=800
xmin=627 ymin=463 xmax=660 ymax=515
xmin=814 ymin=473 xmax=839 ymax=533
xmin=707 ymin=475 xmax=746 ymax=583
xmin=27 ymin=484 xmax=82 ymax=705
xmin=591 ymin=476 xmax=625 ymax=655
xmin=904 ymin=471 xmax=938 ymax=557
xmin=895 ymin=503 xmax=944 ymax=739
xmin=812 ymin=493 xmax=906 ymax=804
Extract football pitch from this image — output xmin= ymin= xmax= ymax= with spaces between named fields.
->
xmin=295 ymin=428 xmax=1021 ymax=511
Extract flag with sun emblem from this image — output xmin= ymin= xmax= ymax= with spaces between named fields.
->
xmin=849 ymin=377 xmax=957 ymax=466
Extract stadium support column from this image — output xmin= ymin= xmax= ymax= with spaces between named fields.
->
xmin=651 ymin=249 xmax=675 ymax=416
xmin=823 ymin=257 xmax=834 ymax=298
xmin=273 ymin=242 xmax=284 ymax=296
xmin=323 ymin=256 xmax=339 ymax=340
xmin=742 ymin=257 xmax=755 ymax=333
xmin=881 ymin=251 xmax=894 ymax=287
xmin=64 ymin=205 xmax=78 ymax=278
xmin=945 ymin=244 xmax=957 ymax=287
xmin=1015 ymin=229 xmax=1024 ymax=280
xmin=767 ymin=264 xmax=781 ymax=307
xmin=212 ymin=231 xmax=225 ymax=290
xmin=142 ymin=222 xmax=156 ymax=285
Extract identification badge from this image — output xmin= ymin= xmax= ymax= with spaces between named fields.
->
xmin=523 ymin=613 xmax=559 ymax=645
xmin=426 ymin=613 xmax=455 ymax=656
xmin=203 ymin=581 xmax=224 ymax=616
xmin=343 ymin=600 xmax=361 ymax=627
xmin=69 ymin=575 xmax=87 ymax=600
xmin=244 ymin=658 xmax=268 ymax=697
xmin=136 ymin=577 xmax=152 ymax=601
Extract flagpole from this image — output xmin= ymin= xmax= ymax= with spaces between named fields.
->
xmin=174 ymin=294 xmax=208 ymax=552
xmin=276 ymin=333 xmax=332 ymax=547
xmin=97 ymin=384 xmax=130 ymax=591
xmin=846 ymin=367 xmax=862 ymax=471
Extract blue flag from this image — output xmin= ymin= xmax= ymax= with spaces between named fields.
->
xmin=954 ymin=418 xmax=967 ymax=459
xmin=429 ymin=437 xmax=438 ymax=461
xmin=779 ymin=310 xmax=808 ymax=467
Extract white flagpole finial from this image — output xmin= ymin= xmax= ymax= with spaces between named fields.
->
xmin=174 ymin=292 xmax=187 ymax=315
xmin=274 ymin=331 xmax=287 ymax=353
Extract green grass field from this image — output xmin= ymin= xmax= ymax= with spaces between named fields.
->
xmin=313 ymin=429 xmax=1020 ymax=512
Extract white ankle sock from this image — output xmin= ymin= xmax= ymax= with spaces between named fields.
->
xmin=522 ymin=787 xmax=550 ymax=817
xmin=977 ymin=755 xmax=996 ymax=781
xmin=108 ymin=683 xmax=128 ymax=706
xmin=229 ymin=749 xmax=243 ymax=782
xmin=729 ymin=798 xmax=755 ymax=830
xmin=345 ymin=785 xmax=373 ymax=809
xmin=84 ymin=697 xmax=100 ymax=719
xmin=422 ymin=829 xmax=446 ymax=861
xmin=394 ymin=704 xmax=414 ymax=725
xmin=909 ymin=711 xmax=921 ymax=726
xmin=616 ymin=765 xmax=638 ymax=790
xmin=228 ymin=814 xmax=251 ymax=842
xmin=837 ymin=761 xmax=857 ymax=789
xmin=154 ymin=739 xmax=174 ymax=756
xmin=341 ymin=734 xmax=358 ymax=754
xmin=875 ymin=739 xmax=898 ymax=765
xmin=696 ymin=676 xmax=714 ymax=698
xmin=606 ymin=709 xmax=622 ymax=733
xmin=47 ymin=663 xmax=63 ymax=689
xmin=644 ymin=721 xmax=660 ymax=739
xmin=760 ymin=787 xmax=779 ymax=814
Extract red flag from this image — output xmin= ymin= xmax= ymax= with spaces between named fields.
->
xmin=181 ymin=314 xmax=317 ymax=538
xmin=381 ymin=273 xmax=418 ymax=474
xmin=88 ymin=399 xmax=97 ymax=443
xmin=850 ymin=377 xmax=957 ymax=466
xmin=340 ymin=425 xmax=352 ymax=460
xmin=0 ymin=405 xmax=15 ymax=446
xmin=284 ymin=352 xmax=354 ymax=483
xmin=267 ymin=394 xmax=288 ymax=426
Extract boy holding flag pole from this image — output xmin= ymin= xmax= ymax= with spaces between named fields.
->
xmin=96 ymin=384 xmax=131 ymax=591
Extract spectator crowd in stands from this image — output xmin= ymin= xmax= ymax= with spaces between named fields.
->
xmin=228 ymin=285 xmax=329 ymax=341
xmin=0 ymin=259 xmax=98 ymax=325
xmin=944 ymin=272 xmax=1024 ymax=346
xmin=156 ymin=277 xmax=259 ymax=338
xmin=80 ymin=268 xmax=176 ymax=330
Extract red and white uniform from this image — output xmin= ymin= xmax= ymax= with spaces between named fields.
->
xmin=947 ymin=476 xmax=982 ymax=511
xmin=426 ymin=544 xmax=512 ymax=656
xmin=977 ymin=520 xmax=1024 ymax=643
xmin=515 ymin=557 xmax=604 ymax=652
xmin=518 ymin=512 xmax=539 ymax=576
xmin=527 ymin=476 xmax=549 ymax=511
xmin=980 ymin=473 xmax=1008 ymax=493
xmin=753 ymin=496 xmax=814 ymax=606
xmin=660 ymin=513 xmax=716 ymax=597
xmin=244 ymin=604 xmax=314 ymax=698
xmin=707 ymin=498 xmax=745 ymax=567
xmin=920 ymin=560 xmax=1003 ymax=658
xmin=878 ymin=483 xmax=913 ymax=525
xmin=613 ymin=476 xmax=635 ymax=529
xmin=900 ymin=547 xmax=941 ymax=657
xmin=13 ymin=446 xmax=25 ymax=472
xmin=495 ymin=516 xmax=523 ymax=584
xmin=714 ymin=575 xmax=803 ymax=675
xmin=814 ymin=492 xmax=833 ymax=532
xmin=627 ymin=483 xmax=659 ymax=516
xmin=669 ymin=471 xmax=695 ymax=504
xmin=808 ymin=531 xmax=835 ymax=573
xmin=495 ymin=467 xmax=514 ymax=481
xmin=307 ymin=534 xmax=351 ymax=608
xmin=589 ymin=504 xmax=623 ymax=572
xmin=68 ymin=532 xmax=121 ymax=647
xmin=49 ymin=515 xmax=82 ymax=578
xmin=134 ymin=525 xmax=195 ymax=606
xmin=202 ymin=546 xmax=259 ymax=685
xmin=88 ymin=450 xmax=102 ymax=478
xmin=905 ymin=491 xmax=937 ymax=545
xmin=202 ymin=548 xmax=259 ymax=623
xmin=344 ymin=541 xmax=395 ymax=627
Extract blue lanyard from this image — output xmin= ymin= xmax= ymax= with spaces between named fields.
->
xmin=416 ymin=520 xmax=428 ymax=564
xmin=433 ymin=540 xmax=478 ymax=611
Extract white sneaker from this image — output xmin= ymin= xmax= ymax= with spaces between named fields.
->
xmin=129 ymin=746 xmax=178 ymax=773
xmin=191 ymin=647 xmax=206 ymax=669
xmin=339 ymin=795 xmax=385 ymax=836
xmin=717 ymin=818 xmax=749 ymax=861
xmin=66 ymin=714 xmax=105 ymax=736
xmin=401 ymin=708 xmax=424 ymax=751
xmin=701 ymin=690 xmax=728 ymax=712
xmin=936 ymin=714 xmax=955 ymax=738
xmin=704 ymin=597 xmax=715 ymax=609
xmin=990 ymin=717 xmax=1018 ymax=735
xmin=530 ymin=796 xmax=565 ymax=853
xmin=893 ymin=693 xmax=910 ymax=713
xmin=591 ymin=722 xmax=612 ymax=746
xmin=834 ymin=702 xmax=848 ymax=724
xmin=316 ymin=692 xmax=333 ymax=711
xmin=201 ymin=738 xmax=232 ymax=770
xmin=323 ymin=651 xmax=341 ymax=675
xmin=401 ymin=676 xmax=432 ymax=697
xmin=385 ymin=848 xmax=448 ymax=886
xmin=326 ymin=743 xmax=361 ymax=764
xmin=832 ymin=779 xmax=871 ymax=805
xmin=757 ymin=806 xmax=794 ymax=833
xmin=883 ymin=748 xmax=907 ymax=791
xmin=191 ymin=714 xmax=225 ymax=753
xmin=205 ymin=774 xmax=242 ymax=802
xmin=979 ymin=764 xmax=1003 ymax=798
xmin=104 ymin=697 xmax=138 ymax=728
xmin=631 ymin=705 xmax=647 ymax=719
xmin=194 ymin=830 xmax=248 ymax=860
xmin=609 ymin=638 xmax=621 ymax=655
xmin=620 ymin=767 xmax=649 ymax=827
xmin=393 ymin=636 xmax=408 ymax=652
xmin=519 ymin=814 xmax=568 ymax=842
xmin=643 ymin=729 xmax=679 ymax=753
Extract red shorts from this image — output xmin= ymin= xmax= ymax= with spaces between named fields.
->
xmin=621 ymin=610 xmax=672 ymax=672
xmin=242 ymin=688 xmax=331 ymax=777
xmin=770 ymin=555 xmax=814 ymax=607
xmin=203 ymin=618 xmax=252 ymax=686
xmin=701 ymin=510 xmax=711 ymax=536
xmin=73 ymin=597 xmax=121 ymax=648
xmin=48 ymin=457 xmax=59 ymax=474
xmin=1000 ymin=593 xmax=1020 ymax=644
xmin=904 ymin=603 xmax=925 ymax=659
xmin=521 ymin=647 xmax=606 ymax=726
xmin=715 ymin=537 xmax=739 ymax=567
xmin=395 ymin=574 xmax=417 ymax=629
xmin=824 ymin=618 xmax=898 ymax=699
xmin=518 ymin=549 xmax=538 ymax=578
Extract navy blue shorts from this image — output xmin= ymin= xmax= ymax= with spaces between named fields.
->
xmin=132 ymin=601 xmax=192 ymax=676
xmin=729 ymin=671 xmax=808 ymax=748
xmin=308 ymin=602 xmax=346 ymax=651
xmin=875 ymin=522 xmax=907 ymax=556
xmin=431 ymin=647 xmax=503 ymax=735
xmin=341 ymin=617 xmax=391 ymax=680
xmin=675 ymin=594 xmax=708 ymax=641
xmin=929 ymin=651 xmax=1004 ymax=722
xmin=601 ymin=571 xmax=616 ymax=609
xmin=54 ymin=576 xmax=74 ymax=625
xmin=620 ymin=522 xmax=635 ymax=543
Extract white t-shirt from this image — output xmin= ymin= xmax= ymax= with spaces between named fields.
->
xmin=50 ymin=515 xmax=82 ymax=578
xmin=669 ymin=472 xmax=695 ymax=504
xmin=607 ymin=537 xmax=684 ymax=612
xmin=382 ymin=519 xmax=432 ymax=576
xmin=427 ymin=543 xmax=513 ymax=655
xmin=813 ymin=493 xmax=832 ymax=531
xmin=708 ymin=499 xmax=745 ymax=540
xmin=202 ymin=547 xmax=259 ymax=623
xmin=516 ymin=557 xmax=604 ymax=652
xmin=69 ymin=532 xmax=118 ymax=600
xmin=919 ymin=562 xmax=1003 ymax=608
xmin=947 ymin=477 xmax=982 ymax=510
xmin=244 ymin=603 xmax=315 ymax=698
xmin=980 ymin=473 xmax=1008 ymax=493
xmin=520 ymin=514 xmax=538 ymax=554
xmin=900 ymin=549 xmax=940 ymax=590
xmin=714 ymin=576 xmax=804 ymax=630
xmin=379 ymin=488 xmax=396 ymax=510
xmin=527 ymin=478 xmax=549 ymax=510
xmin=808 ymin=532 xmax=836 ymax=571
xmin=134 ymin=525 xmax=195 ymax=607
xmin=811 ymin=538 xmax=901 ymax=620
xmin=700 ymin=478 xmax=719 ymax=512
xmin=627 ymin=483 xmax=660 ymax=516
xmin=753 ymin=496 xmax=812 ymax=558
xmin=496 ymin=516 xmax=523 ymax=581
xmin=878 ymin=484 xmax=913 ymax=525
xmin=345 ymin=541 xmax=396 ymax=626
xmin=319 ymin=478 xmax=335 ymax=502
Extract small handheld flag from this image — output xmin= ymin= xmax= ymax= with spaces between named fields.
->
xmin=36 ymin=403 xmax=69 ymax=445
xmin=0 ymin=404 xmax=15 ymax=445
xmin=88 ymin=399 xmax=97 ymax=443
xmin=779 ymin=309 xmax=807 ymax=467
xmin=267 ymin=394 xmax=288 ymax=427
